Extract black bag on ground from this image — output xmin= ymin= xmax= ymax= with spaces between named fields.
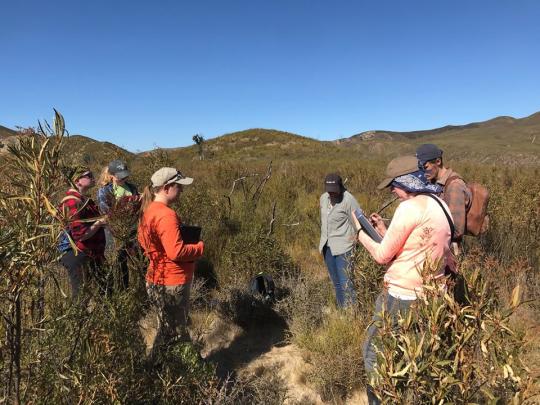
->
xmin=249 ymin=273 xmax=275 ymax=305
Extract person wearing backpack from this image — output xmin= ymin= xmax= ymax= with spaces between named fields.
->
xmin=137 ymin=167 xmax=204 ymax=355
xmin=97 ymin=159 xmax=140 ymax=289
xmin=58 ymin=166 xmax=107 ymax=299
xmin=352 ymin=155 xmax=453 ymax=405
xmin=416 ymin=144 xmax=471 ymax=255
xmin=319 ymin=173 xmax=361 ymax=308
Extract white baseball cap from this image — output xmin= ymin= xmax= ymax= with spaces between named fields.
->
xmin=151 ymin=167 xmax=193 ymax=187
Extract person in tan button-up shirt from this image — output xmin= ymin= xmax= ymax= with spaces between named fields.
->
xmin=416 ymin=144 xmax=471 ymax=255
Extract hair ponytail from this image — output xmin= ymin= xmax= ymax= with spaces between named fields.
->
xmin=139 ymin=185 xmax=156 ymax=219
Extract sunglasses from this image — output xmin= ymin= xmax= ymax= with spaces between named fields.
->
xmin=79 ymin=172 xmax=94 ymax=179
xmin=165 ymin=170 xmax=186 ymax=185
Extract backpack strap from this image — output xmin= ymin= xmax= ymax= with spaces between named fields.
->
xmin=445 ymin=174 xmax=462 ymax=187
xmin=425 ymin=194 xmax=455 ymax=244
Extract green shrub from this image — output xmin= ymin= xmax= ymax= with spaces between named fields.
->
xmin=370 ymin=265 xmax=529 ymax=404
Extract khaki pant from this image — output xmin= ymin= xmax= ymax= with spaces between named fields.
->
xmin=146 ymin=281 xmax=192 ymax=355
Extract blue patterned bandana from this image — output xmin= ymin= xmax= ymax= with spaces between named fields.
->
xmin=391 ymin=170 xmax=442 ymax=194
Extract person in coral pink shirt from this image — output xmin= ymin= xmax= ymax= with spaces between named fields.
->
xmin=352 ymin=155 xmax=453 ymax=405
xmin=138 ymin=167 xmax=204 ymax=356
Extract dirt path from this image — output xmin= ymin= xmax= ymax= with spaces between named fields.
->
xmin=140 ymin=311 xmax=367 ymax=404
xmin=202 ymin=317 xmax=327 ymax=404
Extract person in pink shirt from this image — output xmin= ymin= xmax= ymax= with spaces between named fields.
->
xmin=352 ymin=155 xmax=453 ymax=405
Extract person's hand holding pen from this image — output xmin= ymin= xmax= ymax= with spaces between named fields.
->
xmin=369 ymin=213 xmax=387 ymax=237
xmin=367 ymin=196 xmax=397 ymax=238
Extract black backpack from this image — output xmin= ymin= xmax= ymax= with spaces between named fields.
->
xmin=249 ymin=273 xmax=275 ymax=305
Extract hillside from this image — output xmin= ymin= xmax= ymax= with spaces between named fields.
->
xmin=0 ymin=131 xmax=134 ymax=173
xmin=62 ymin=135 xmax=134 ymax=167
xmin=3 ymin=111 xmax=540 ymax=166
xmin=336 ymin=111 xmax=540 ymax=164
xmin=155 ymin=113 xmax=540 ymax=165
xmin=0 ymin=125 xmax=17 ymax=139
xmin=148 ymin=128 xmax=339 ymax=164
xmin=339 ymin=112 xmax=540 ymax=142
xmin=0 ymin=125 xmax=19 ymax=152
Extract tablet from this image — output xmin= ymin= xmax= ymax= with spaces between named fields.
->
xmin=354 ymin=208 xmax=382 ymax=243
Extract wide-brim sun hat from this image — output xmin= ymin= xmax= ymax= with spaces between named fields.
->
xmin=151 ymin=167 xmax=193 ymax=187
xmin=377 ymin=155 xmax=419 ymax=190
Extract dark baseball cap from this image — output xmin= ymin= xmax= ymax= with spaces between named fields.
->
xmin=324 ymin=173 xmax=343 ymax=193
xmin=108 ymin=159 xmax=130 ymax=180
xmin=416 ymin=144 xmax=443 ymax=165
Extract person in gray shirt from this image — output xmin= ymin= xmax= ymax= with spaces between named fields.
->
xmin=319 ymin=173 xmax=360 ymax=308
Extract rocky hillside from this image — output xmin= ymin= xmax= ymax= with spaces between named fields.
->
xmin=336 ymin=111 xmax=540 ymax=165
xmin=339 ymin=112 xmax=540 ymax=143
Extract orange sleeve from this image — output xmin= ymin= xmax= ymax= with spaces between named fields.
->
xmin=157 ymin=211 xmax=204 ymax=262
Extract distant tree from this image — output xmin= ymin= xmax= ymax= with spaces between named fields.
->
xmin=192 ymin=134 xmax=205 ymax=160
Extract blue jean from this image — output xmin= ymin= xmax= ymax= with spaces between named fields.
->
xmin=363 ymin=291 xmax=415 ymax=404
xmin=323 ymin=245 xmax=357 ymax=308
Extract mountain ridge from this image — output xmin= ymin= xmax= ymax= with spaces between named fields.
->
xmin=1 ymin=111 xmax=539 ymax=165
xmin=337 ymin=110 xmax=540 ymax=144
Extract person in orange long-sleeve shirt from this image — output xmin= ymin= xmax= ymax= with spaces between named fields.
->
xmin=138 ymin=167 xmax=204 ymax=354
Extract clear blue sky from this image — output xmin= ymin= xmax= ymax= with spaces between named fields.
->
xmin=2 ymin=0 xmax=539 ymax=151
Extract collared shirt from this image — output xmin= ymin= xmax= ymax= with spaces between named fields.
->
xmin=319 ymin=191 xmax=361 ymax=256
xmin=437 ymin=168 xmax=471 ymax=242
xmin=113 ymin=183 xmax=133 ymax=199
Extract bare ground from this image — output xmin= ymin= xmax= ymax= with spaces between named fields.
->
xmin=139 ymin=310 xmax=367 ymax=404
